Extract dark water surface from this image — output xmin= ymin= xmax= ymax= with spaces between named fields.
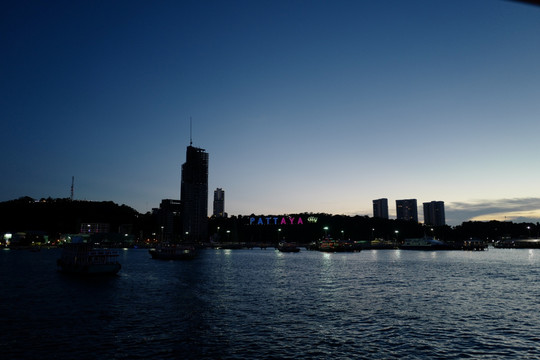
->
xmin=2 ymin=247 xmax=540 ymax=359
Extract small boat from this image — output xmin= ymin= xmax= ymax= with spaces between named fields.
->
xmin=57 ymin=243 xmax=121 ymax=275
xmin=277 ymin=242 xmax=300 ymax=253
xmin=149 ymin=243 xmax=196 ymax=260
xmin=213 ymin=243 xmax=245 ymax=250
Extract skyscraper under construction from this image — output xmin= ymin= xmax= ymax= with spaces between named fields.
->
xmin=181 ymin=144 xmax=209 ymax=242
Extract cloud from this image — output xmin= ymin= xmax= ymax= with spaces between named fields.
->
xmin=446 ymin=198 xmax=540 ymax=225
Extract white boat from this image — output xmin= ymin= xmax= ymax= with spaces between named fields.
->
xmin=57 ymin=243 xmax=121 ymax=275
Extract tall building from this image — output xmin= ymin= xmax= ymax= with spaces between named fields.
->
xmin=423 ymin=201 xmax=446 ymax=226
xmin=373 ymin=198 xmax=389 ymax=219
xmin=181 ymin=145 xmax=209 ymax=242
xmin=396 ymin=199 xmax=418 ymax=222
xmin=157 ymin=199 xmax=182 ymax=241
xmin=213 ymin=188 xmax=225 ymax=217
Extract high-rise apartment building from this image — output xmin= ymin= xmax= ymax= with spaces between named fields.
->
xmin=213 ymin=188 xmax=225 ymax=217
xmin=373 ymin=198 xmax=389 ymax=219
xmin=181 ymin=145 xmax=209 ymax=242
xmin=423 ymin=201 xmax=446 ymax=226
xmin=396 ymin=199 xmax=418 ymax=222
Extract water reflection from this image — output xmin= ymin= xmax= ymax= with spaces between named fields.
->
xmin=3 ymin=248 xmax=540 ymax=359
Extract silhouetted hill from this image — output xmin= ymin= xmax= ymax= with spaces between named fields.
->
xmin=0 ymin=197 xmax=140 ymax=236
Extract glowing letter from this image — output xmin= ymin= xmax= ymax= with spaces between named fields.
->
xmin=257 ymin=218 xmax=264 ymax=225
xmin=281 ymin=217 xmax=287 ymax=225
xmin=297 ymin=217 xmax=303 ymax=225
xmin=250 ymin=217 xmax=255 ymax=225
xmin=289 ymin=217 xmax=295 ymax=224
xmin=273 ymin=217 xmax=278 ymax=225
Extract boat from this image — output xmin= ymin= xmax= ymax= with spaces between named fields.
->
xmin=399 ymin=237 xmax=455 ymax=250
xmin=362 ymin=239 xmax=398 ymax=250
xmin=317 ymin=237 xmax=362 ymax=252
xmin=212 ymin=243 xmax=245 ymax=250
xmin=149 ymin=243 xmax=197 ymax=260
xmin=462 ymin=238 xmax=488 ymax=251
xmin=277 ymin=242 xmax=300 ymax=252
xmin=57 ymin=243 xmax=121 ymax=275
xmin=493 ymin=238 xmax=540 ymax=249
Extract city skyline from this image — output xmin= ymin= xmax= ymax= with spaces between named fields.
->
xmin=2 ymin=1 xmax=540 ymax=226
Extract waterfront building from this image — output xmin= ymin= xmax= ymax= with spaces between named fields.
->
xmin=396 ymin=199 xmax=418 ymax=223
xmin=213 ymin=188 xmax=225 ymax=217
xmin=423 ymin=201 xmax=446 ymax=226
xmin=80 ymin=223 xmax=110 ymax=234
xmin=181 ymin=145 xmax=209 ymax=242
xmin=157 ymin=199 xmax=182 ymax=241
xmin=373 ymin=198 xmax=389 ymax=219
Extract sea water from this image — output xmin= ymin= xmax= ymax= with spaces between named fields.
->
xmin=1 ymin=247 xmax=540 ymax=359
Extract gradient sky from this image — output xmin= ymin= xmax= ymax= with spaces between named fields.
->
xmin=2 ymin=0 xmax=540 ymax=225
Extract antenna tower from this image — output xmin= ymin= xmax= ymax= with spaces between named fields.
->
xmin=70 ymin=176 xmax=74 ymax=201
xmin=190 ymin=116 xmax=193 ymax=146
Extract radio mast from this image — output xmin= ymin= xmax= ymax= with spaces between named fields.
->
xmin=70 ymin=176 xmax=74 ymax=201
xmin=190 ymin=116 xmax=193 ymax=146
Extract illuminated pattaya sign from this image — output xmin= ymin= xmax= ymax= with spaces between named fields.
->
xmin=250 ymin=216 xmax=304 ymax=225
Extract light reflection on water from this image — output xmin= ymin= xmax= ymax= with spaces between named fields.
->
xmin=2 ymin=248 xmax=540 ymax=359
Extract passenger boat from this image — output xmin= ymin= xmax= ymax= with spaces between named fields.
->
xmin=57 ymin=243 xmax=121 ymax=275
xmin=399 ymin=237 xmax=455 ymax=250
xmin=462 ymin=238 xmax=488 ymax=251
xmin=493 ymin=238 xmax=540 ymax=249
xmin=277 ymin=242 xmax=300 ymax=252
xmin=149 ymin=243 xmax=196 ymax=260
xmin=317 ymin=237 xmax=362 ymax=252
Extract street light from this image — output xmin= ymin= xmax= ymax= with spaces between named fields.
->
xmin=395 ymin=230 xmax=399 ymax=243
xmin=277 ymin=228 xmax=282 ymax=242
xmin=323 ymin=227 xmax=329 ymax=237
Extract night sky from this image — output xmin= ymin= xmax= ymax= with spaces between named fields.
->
xmin=2 ymin=0 xmax=540 ymax=225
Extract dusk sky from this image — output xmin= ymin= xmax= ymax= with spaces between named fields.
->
xmin=2 ymin=0 xmax=540 ymax=225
